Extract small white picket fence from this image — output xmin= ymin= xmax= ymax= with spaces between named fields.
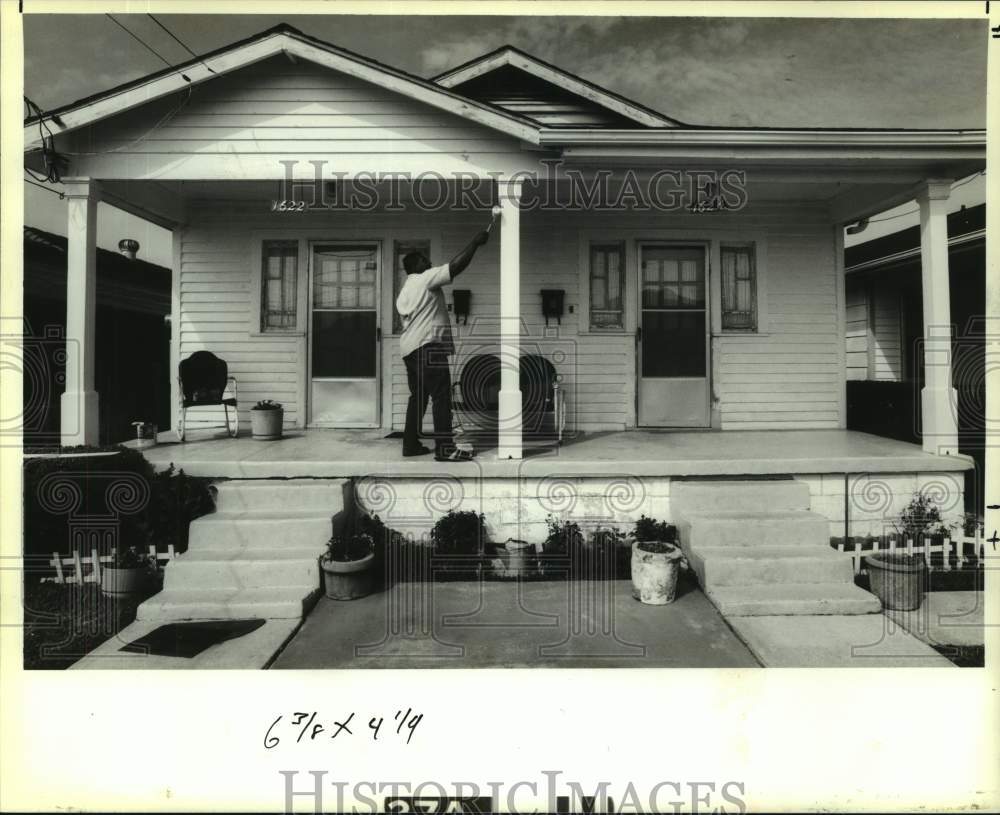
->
xmin=835 ymin=534 xmax=987 ymax=576
xmin=45 ymin=545 xmax=178 ymax=586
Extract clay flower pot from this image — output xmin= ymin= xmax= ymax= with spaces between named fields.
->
xmin=320 ymin=552 xmax=376 ymax=600
xmin=250 ymin=404 xmax=283 ymax=440
xmin=866 ymin=552 xmax=926 ymax=611
xmin=100 ymin=566 xmax=150 ymax=597
xmin=630 ymin=540 xmax=686 ymax=605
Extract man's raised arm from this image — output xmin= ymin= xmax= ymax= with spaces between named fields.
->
xmin=447 ymin=230 xmax=490 ymax=280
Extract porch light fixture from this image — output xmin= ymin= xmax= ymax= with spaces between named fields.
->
xmin=541 ymin=289 xmax=565 ymax=326
xmin=118 ymin=238 xmax=140 ymax=260
xmin=452 ymin=289 xmax=471 ymax=325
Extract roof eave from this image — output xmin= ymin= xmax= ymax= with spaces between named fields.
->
xmin=24 ymin=29 xmax=542 ymax=150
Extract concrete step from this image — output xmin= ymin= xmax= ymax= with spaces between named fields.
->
xmin=137 ymin=586 xmax=320 ymax=622
xmin=688 ymin=545 xmax=853 ymax=587
xmin=188 ymin=511 xmax=332 ymax=550
xmin=678 ymin=510 xmax=830 ymax=548
xmin=706 ymin=582 xmax=881 ymax=616
xmin=163 ymin=549 xmax=321 ymax=591
xmin=213 ymin=478 xmax=348 ymax=514
xmin=672 ymin=479 xmax=811 ymax=514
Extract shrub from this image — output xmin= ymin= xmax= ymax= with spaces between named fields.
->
xmin=633 ymin=515 xmax=677 ymax=543
xmin=894 ymin=492 xmax=955 ymax=539
xmin=431 ymin=510 xmax=487 ymax=556
xmin=541 ymin=514 xmax=584 ymax=556
xmin=22 ymin=448 xmax=214 ymax=568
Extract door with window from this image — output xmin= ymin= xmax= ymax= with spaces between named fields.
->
xmin=309 ymin=242 xmax=380 ymax=427
xmin=637 ymin=244 xmax=710 ymax=427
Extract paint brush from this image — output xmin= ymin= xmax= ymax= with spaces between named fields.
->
xmin=485 ymin=205 xmax=502 ymax=234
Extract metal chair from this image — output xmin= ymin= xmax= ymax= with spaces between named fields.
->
xmin=452 ymin=353 xmax=564 ymax=444
xmin=177 ymin=351 xmax=238 ymax=441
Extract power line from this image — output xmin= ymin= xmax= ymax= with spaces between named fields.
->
xmin=25 ymin=176 xmax=64 ymax=198
xmin=105 ymin=13 xmax=190 ymax=80
xmin=867 ymin=171 xmax=985 ymax=224
xmin=147 ymin=14 xmax=216 ymax=73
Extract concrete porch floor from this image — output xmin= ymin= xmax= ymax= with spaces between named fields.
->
xmin=270 ymin=577 xmax=761 ymax=669
xmin=137 ymin=428 xmax=971 ymax=479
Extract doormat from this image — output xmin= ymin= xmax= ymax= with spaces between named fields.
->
xmin=119 ymin=619 xmax=267 ymax=658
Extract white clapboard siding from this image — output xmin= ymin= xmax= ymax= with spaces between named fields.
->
xmin=717 ymin=230 xmax=841 ymax=429
xmin=62 ymin=56 xmax=528 ymax=178
xmin=842 ymin=276 xmax=904 ymax=383
xmin=176 ymin=173 xmax=843 ymax=433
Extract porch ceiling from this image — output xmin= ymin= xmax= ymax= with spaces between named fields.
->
xmin=135 ymin=429 xmax=973 ymax=479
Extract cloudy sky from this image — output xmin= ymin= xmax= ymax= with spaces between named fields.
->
xmin=22 ymin=13 xmax=987 ymax=266
xmin=25 ymin=14 xmax=986 ymax=128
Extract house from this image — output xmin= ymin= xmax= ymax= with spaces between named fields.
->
xmin=22 ymin=226 xmax=171 ymax=446
xmin=23 ymin=24 xmax=985 ymax=622
xmin=843 ymin=183 xmax=985 ymax=510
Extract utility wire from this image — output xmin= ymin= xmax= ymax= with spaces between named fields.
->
xmin=25 ymin=176 xmax=64 ymax=198
xmin=105 ymin=13 xmax=188 ymax=77
xmin=147 ymin=14 xmax=216 ymax=73
xmin=867 ymin=171 xmax=986 ymax=224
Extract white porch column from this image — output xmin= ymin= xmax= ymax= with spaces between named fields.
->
xmin=61 ymin=179 xmax=101 ymax=446
xmin=916 ymin=179 xmax=959 ymax=456
xmin=497 ymin=178 xmax=523 ymax=460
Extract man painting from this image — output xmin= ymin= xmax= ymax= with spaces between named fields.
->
xmin=396 ymin=229 xmax=489 ymax=461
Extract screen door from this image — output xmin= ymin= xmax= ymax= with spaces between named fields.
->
xmin=309 ymin=243 xmax=380 ymax=427
xmin=637 ymin=244 xmax=710 ymax=427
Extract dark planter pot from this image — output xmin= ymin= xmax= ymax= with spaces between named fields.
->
xmin=251 ymin=407 xmax=284 ymax=440
xmin=100 ymin=566 xmax=150 ymax=597
xmin=321 ymin=552 xmax=376 ymax=600
xmin=867 ymin=553 xmax=926 ymax=610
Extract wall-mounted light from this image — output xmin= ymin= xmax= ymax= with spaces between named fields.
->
xmin=541 ymin=289 xmax=565 ymax=326
xmin=118 ymin=238 xmax=140 ymax=260
xmin=452 ymin=289 xmax=471 ymax=325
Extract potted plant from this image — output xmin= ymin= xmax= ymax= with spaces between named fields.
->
xmin=431 ymin=510 xmax=487 ymax=579
xmin=866 ymin=552 xmax=926 ymax=610
xmin=319 ymin=526 xmax=376 ymax=600
xmin=250 ymin=399 xmax=284 ymax=440
xmin=100 ymin=544 xmax=157 ymax=597
xmin=630 ymin=515 xmax=687 ymax=605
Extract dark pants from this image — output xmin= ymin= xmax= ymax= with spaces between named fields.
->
xmin=403 ymin=343 xmax=453 ymax=454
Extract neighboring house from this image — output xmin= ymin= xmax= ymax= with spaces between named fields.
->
xmin=844 ymin=194 xmax=985 ymax=509
xmin=22 ymin=226 xmax=170 ymax=445
xmin=21 ymin=25 xmax=986 ymax=624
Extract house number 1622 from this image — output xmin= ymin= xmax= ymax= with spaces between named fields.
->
xmin=270 ymin=199 xmax=307 ymax=212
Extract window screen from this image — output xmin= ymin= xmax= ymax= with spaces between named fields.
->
xmin=260 ymin=241 xmax=298 ymax=331
xmin=721 ymin=244 xmax=757 ymax=331
xmin=589 ymin=243 xmax=625 ymax=329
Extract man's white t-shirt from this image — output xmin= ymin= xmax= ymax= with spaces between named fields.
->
xmin=396 ymin=263 xmax=454 ymax=359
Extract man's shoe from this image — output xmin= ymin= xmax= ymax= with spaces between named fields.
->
xmin=435 ymin=447 xmax=475 ymax=462
xmin=403 ymin=445 xmax=432 ymax=457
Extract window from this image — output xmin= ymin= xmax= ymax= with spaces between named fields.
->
xmin=720 ymin=243 xmax=757 ymax=331
xmin=260 ymin=240 xmax=298 ymax=331
xmin=589 ymin=242 xmax=625 ymax=330
xmin=392 ymin=239 xmax=431 ymax=334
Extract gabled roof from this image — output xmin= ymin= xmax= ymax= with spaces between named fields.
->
xmin=24 ymin=24 xmax=542 ymax=149
xmin=432 ymin=45 xmax=682 ymax=128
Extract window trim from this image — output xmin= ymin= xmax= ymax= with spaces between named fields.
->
xmin=577 ymin=233 xmax=635 ymax=335
xmin=709 ymin=234 xmax=769 ymax=336
xmin=719 ymin=241 xmax=759 ymax=333
xmin=258 ymin=239 xmax=301 ymax=334
xmin=250 ymin=235 xmax=308 ymax=338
